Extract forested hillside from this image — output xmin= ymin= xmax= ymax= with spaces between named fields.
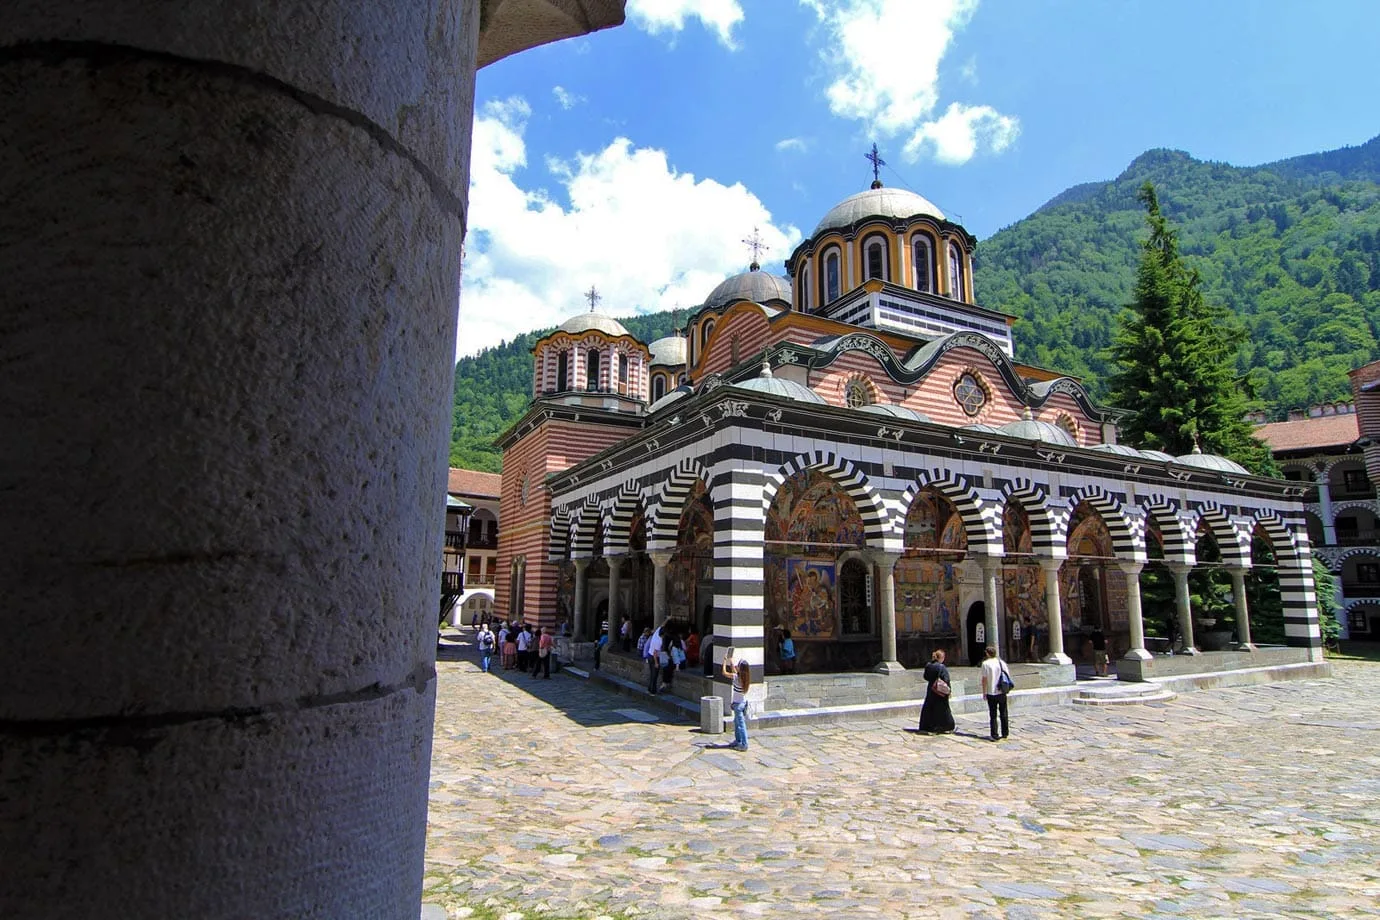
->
xmin=451 ymin=135 xmax=1380 ymax=471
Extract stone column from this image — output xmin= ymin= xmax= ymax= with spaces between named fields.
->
xmin=977 ymin=554 xmax=1003 ymax=658
xmin=870 ymin=552 xmax=904 ymax=674
xmin=1117 ymin=561 xmax=1153 ymax=661
xmin=1039 ymin=558 xmax=1072 ymax=665
xmin=572 ymin=558 xmax=590 ymax=639
xmin=1168 ymin=563 xmax=1199 ymax=654
xmin=1229 ymin=566 xmax=1255 ymax=650
xmin=1317 ymin=468 xmax=1337 ymax=546
xmin=606 ymin=555 xmax=624 ymax=640
xmin=650 ymin=551 xmax=674 ymax=628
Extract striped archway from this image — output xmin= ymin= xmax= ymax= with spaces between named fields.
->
xmin=999 ymin=478 xmax=1060 ymax=560
xmin=569 ymin=497 xmax=602 ymax=559
xmin=1140 ymin=497 xmax=1196 ymax=567
xmin=1061 ymin=485 xmax=1145 ymax=563
xmin=546 ymin=509 xmax=573 ymax=563
xmin=605 ymin=480 xmax=644 ymax=556
xmin=1193 ymin=501 xmax=1251 ymax=567
xmin=647 ymin=458 xmax=712 ymax=553
xmin=1253 ymin=510 xmax=1322 ymax=651
xmin=901 ymin=469 xmax=1002 ymax=558
xmin=763 ymin=451 xmax=893 ymax=551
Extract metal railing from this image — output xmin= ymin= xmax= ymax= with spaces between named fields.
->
xmin=441 ymin=571 xmax=464 ymax=594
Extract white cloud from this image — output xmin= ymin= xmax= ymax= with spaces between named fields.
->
xmin=627 ymin=0 xmax=745 ymax=48
xmin=904 ymin=102 xmax=1019 ymax=165
xmin=805 ymin=0 xmax=1017 ymax=165
xmin=960 ymin=55 xmax=978 ymax=84
xmin=552 ymin=86 xmax=585 ymax=110
xmin=775 ymin=137 xmax=809 ymax=153
xmin=457 ymin=97 xmax=801 ymax=357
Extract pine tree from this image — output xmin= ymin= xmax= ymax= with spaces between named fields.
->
xmin=1107 ymin=184 xmax=1277 ymax=475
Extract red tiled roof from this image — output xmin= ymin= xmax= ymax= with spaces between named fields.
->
xmin=1256 ymin=414 xmax=1359 ymax=453
xmin=448 ymin=467 xmax=501 ymax=498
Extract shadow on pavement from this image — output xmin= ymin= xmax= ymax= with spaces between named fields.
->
xmin=436 ymin=629 xmax=683 ymax=728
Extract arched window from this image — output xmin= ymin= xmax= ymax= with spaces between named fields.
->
xmin=586 ymin=350 xmax=600 ymax=392
xmin=947 ymin=242 xmax=965 ymax=301
xmin=954 ymin=372 xmax=987 ymax=416
xmin=618 ymin=353 xmax=629 ymax=394
xmin=701 ymin=319 xmax=715 ymax=351
xmin=912 ymin=235 xmax=933 ymax=294
xmin=556 ymin=351 xmax=569 ymax=392
xmin=823 ymin=249 xmax=841 ymax=303
xmin=864 ymin=236 xmax=888 ymax=281
xmin=652 ymin=375 xmax=665 ymax=402
xmin=730 ymin=335 xmax=739 ymax=365
xmin=845 ymin=378 xmax=873 ymax=408
xmin=799 ymin=270 xmax=810 ymax=312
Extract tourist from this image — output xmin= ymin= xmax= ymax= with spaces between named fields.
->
xmin=530 ymin=626 xmax=545 ymax=677
xmin=666 ymin=634 xmax=685 ymax=690
xmin=917 ymin=650 xmax=954 ymax=734
xmin=644 ymin=627 xmax=664 ymax=695
xmin=980 ymin=645 xmax=1013 ymax=741
xmin=535 ymin=626 xmax=553 ymax=679
xmin=621 ymin=617 xmax=632 ymax=653
xmin=723 ymin=649 xmax=750 ymax=752
xmin=502 ymin=630 xmax=517 ymax=670
xmin=1091 ymin=626 xmax=1109 ymax=677
xmin=594 ymin=622 xmax=609 ymax=670
xmin=497 ymin=624 xmax=511 ymax=668
xmin=778 ymin=628 xmax=797 ymax=674
xmin=685 ymin=629 xmax=700 ymax=667
xmin=636 ymin=627 xmax=651 ymax=659
xmin=515 ymin=624 xmax=532 ymax=672
xmin=476 ymin=622 xmax=495 ymax=674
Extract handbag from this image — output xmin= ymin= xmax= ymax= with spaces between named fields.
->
xmin=997 ymin=666 xmax=1015 ymax=694
xmin=932 ymin=677 xmax=951 ymax=698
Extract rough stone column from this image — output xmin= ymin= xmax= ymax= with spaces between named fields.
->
xmin=572 ymin=558 xmax=590 ymax=638
xmin=1117 ymin=561 xmax=1153 ymax=661
xmin=977 ymin=554 xmax=1004 ymax=658
xmin=606 ymin=555 xmax=624 ymax=640
xmin=1168 ymin=563 xmax=1199 ymax=654
xmin=870 ymin=552 xmax=904 ymax=674
xmin=650 ymin=551 xmax=674 ymax=627
xmin=1039 ymin=558 xmax=1072 ymax=665
xmin=1229 ymin=567 xmax=1255 ymax=650
xmin=0 ymin=3 xmax=480 ymax=918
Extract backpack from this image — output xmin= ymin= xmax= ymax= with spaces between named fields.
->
xmin=997 ymin=664 xmax=1015 ymax=694
xmin=478 ymin=632 xmax=494 ymax=651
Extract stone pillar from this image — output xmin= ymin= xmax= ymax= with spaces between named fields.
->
xmin=1317 ymin=468 xmax=1337 ymax=546
xmin=572 ymin=558 xmax=590 ymax=638
xmin=1039 ymin=558 xmax=1072 ymax=665
xmin=1168 ymin=564 xmax=1199 ymax=654
xmin=870 ymin=552 xmax=904 ymax=674
xmin=650 ymin=551 xmax=674 ymax=628
xmin=977 ymin=554 xmax=1003 ymax=658
xmin=1229 ymin=567 xmax=1255 ymax=650
xmin=1117 ymin=561 xmax=1153 ymax=661
xmin=606 ymin=555 xmax=624 ymax=641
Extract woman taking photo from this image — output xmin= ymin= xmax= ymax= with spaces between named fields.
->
xmin=722 ymin=648 xmax=751 ymax=752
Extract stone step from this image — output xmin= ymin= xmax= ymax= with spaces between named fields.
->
xmin=1071 ymin=683 xmax=1177 ymax=706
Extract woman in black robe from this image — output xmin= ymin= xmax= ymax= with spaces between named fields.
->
xmin=918 ymin=649 xmax=955 ymax=733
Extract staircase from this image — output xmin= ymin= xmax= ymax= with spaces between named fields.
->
xmin=1071 ymin=681 xmax=1176 ymax=706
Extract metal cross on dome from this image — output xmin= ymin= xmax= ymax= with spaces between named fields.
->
xmin=584 ymin=285 xmax=601 ymax=312
xmin=742 ymin=226 xmax=765 ymax=269
xmin=865 ymin=142 xmax=886 ymax=185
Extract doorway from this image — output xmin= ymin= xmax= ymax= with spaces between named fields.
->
xmin=966 ymin=602 xmax=986 ymax=666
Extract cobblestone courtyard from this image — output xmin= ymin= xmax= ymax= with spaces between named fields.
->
xmin=424 ymin=643 xmax=1380 ymax=920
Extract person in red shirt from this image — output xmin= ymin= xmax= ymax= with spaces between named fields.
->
xmin=685 ymin=629 xmax=700 ymax=667
xmin=535 ymin=627 xmax=554 ymax=679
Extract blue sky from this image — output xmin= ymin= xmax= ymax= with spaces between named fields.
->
xmin=458 ymin=0 xmax=1379 ymax=356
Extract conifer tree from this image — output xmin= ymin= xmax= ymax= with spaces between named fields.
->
xmin=1108 ymin=184 xmax=1276 ymax=475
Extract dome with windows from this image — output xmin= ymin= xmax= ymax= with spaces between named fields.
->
xmin=857 ymin=403 xmax=932 ymax=423
xmin=1174 ymin=448 xmax=1250 ymax=474
xmin=648 ymin=334 xmax=687 ymax=367
xmin=558 ymin=312 xmax=630 ymax=337
xmin=702 ymin=266 xmax=793 ymax=311
xmin=812 ymin=186 xmax=946 ymax=236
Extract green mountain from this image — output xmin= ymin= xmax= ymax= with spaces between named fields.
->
xmin=451 ymin=135 xmax=1380 ymax=472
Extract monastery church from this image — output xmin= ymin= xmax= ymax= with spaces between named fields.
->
xmin=495 ymin=162 xmax=1322 ymax=695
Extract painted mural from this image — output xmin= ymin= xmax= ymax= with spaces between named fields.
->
xmin=764 ymin=469 xmax=867 ymax=639
xmin=1060 ymin=502 xmax=1113 ymax=632
xmin=1002 ymin=501 xmax=1046 ymax=661
xmin=895 ymin=490 xmax=965 ymax=637
xmin=669 ymin=481 xmax=713 ymax=623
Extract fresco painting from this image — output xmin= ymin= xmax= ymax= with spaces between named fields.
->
xmin=1060 ymin=503 xmax=1113 ymax=631
xmin=669 ymin=481 xmax=713 ymax=621
xmin=1002 ymin=501 xmax=1046 ymax=658
xmin=764 ymin=470 xmax=865 ymax=639
xmin=895 ymin=490 xmax=966 ymax=637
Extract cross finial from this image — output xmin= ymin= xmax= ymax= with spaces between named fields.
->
xmin=742 ymin=226 xmax=765 ymax=271
xmin=865 ymin=142 xmax=885 ymax=188
xmin=584 ymin=285 xmax=601 ymax=312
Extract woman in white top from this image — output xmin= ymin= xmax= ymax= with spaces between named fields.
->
xmin=722 ymin=648 xmax=751 ymax=752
